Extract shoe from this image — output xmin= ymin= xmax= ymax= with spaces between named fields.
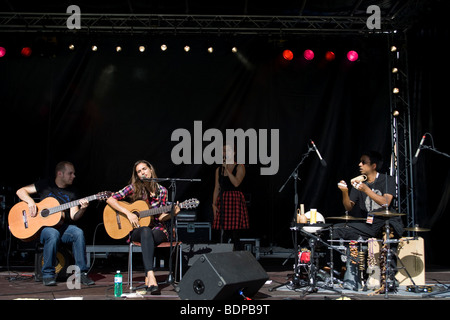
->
xmin=80 ymin=273 xmax=95 ymax=285
xmin=43 ymin=277 xmax=57 ymax=286
xmin=147 ymin=285 xmax=160 ymax=295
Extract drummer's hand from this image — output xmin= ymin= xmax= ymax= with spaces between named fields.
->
xmin=337 ymin=180 xmax=348 ymax=191
xmin=353 ymin=182 xmax=369 ymax=193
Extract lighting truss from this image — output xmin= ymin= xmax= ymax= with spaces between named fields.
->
xmin=0 ymin=13 xmax=410 ymax=35
xmin=388 ymin=32 xmax=415 ymax=232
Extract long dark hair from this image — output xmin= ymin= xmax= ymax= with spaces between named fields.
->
xmin=129 ymin=160 xmax=159 ymax=201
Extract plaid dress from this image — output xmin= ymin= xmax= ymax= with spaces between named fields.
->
xmin=213 ymin=165 xmax=249 ymax=230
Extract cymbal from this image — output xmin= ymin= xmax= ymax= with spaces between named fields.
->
xmin=327 ymin=215 xmax=366 ymax=221
xmin=405 ymin=226 xmax=431 ymax=232
xmin=371 ymin=210 xmax=405 ymax=217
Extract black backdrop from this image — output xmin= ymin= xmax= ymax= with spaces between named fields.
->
xmin=1 ymin=4 xmax=449 ymax=267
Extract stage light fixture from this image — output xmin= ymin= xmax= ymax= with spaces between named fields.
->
xmin=393 ymin=110 xmax=400 ymax=117
xmin=303 ymin=49 xmax=314 ymax=61
xmin=139 ymin=45 xmax=145 ymax=53
xmin=161 ymin=44 xmax=167 ymax=51
xmin=21 ymin=47 xmax=32 ymax=57
xmin=68 ymin=44 xmax=75 ymax=51
xmin=231 ymin=47 xmax=238 ymax=53
xmin=393 ymin=87 xmax=400 ymax=94
xmin=184 ymin=45 xmax=190 ymax=52
xmin=283 ymin=49 xmax=294 ymax=61
xmin=325 ymin=51 xmax=335 ymax=61
xmin=347 ymin=50 xmax=359 ymax=62
xmin=208 ymin=47 xmax=214 ymax=53
xmin=392 ymin=67 xmax=398 ymax=73
xmin=390 ymin=46 xmax=397 ymax=52
xmin=0 ymin=47 xmax=5 ymax=57
xmin=91 ymin=45 xmax=98 ymax=52
xmin=116 ymin=46 xmax=122 ymax=52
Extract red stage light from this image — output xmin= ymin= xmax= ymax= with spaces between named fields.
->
xmin=21 ymin=47 xmax=32 ymax=57
xmin=0 ymin=47 xmax=5 ymax=58
xmin=347 ymin=50 xmax=359 ymax=62
xmin=325 ymin=51 xmax=335 ymax=61
xmin=283 ymin=50 xmax=294 ymax=61
xmin=303 ymin=49 xmax=314 ymax=60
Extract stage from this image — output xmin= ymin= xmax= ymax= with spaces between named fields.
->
xmin=1 ymin=249 xmax=449 ymax=301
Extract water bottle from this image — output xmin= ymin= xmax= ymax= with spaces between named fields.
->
xmin=114 ymin=270 xmax=123 ymax=297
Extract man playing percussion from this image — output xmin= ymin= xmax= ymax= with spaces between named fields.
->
xmin=335 ymin=150 xmax=403 ymax=240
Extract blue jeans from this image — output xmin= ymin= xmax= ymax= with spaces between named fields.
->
xmin=40 ymin=224 xmax=88 ymax=279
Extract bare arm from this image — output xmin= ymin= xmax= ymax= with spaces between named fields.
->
xmin=106 ymin=196 xmax=140 ymax=228
xmin=357 ymin=184 xmax=393 ymax=208
xmin=337 ymin=180 xmax=355 ymax=212
xmin=16 ymin=184 xmax=38 ymax=216
xmin=70 ymin=198 xmax=89 ymax=221
xmin=224 ymin=164 xmax=245 ymax=188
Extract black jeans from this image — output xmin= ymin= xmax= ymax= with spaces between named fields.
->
xmin=130 ymin=227 xmax=167 ymax=273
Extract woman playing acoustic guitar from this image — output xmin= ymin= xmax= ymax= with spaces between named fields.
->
xmin=106 ymin=160 xmax=179 ymax=295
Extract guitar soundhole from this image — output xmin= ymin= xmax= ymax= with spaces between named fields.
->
xmin=41 ymin=209 xmax=50 ymax=218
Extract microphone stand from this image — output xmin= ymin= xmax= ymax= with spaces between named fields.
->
xmin=419 ymin=145 xmax=450 ymax=159
xmin=277 ymin=146 xmax=314 ymax=268
xmin=143 ymin=177 xmax=201 ymax=287
xmin=279 ymin=145 xmax=315 ymax=223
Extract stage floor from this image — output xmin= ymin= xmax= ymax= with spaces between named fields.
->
xmin=1 ymin=253 xmax=449 ymax=301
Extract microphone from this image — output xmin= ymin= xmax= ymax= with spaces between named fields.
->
xmin=412 ymin=134 xmax=426 ymax=165
xmin=222 ymin=157 xmax=226 ymax=174
xmin=310 ymin=140 xmax=327 ymax=167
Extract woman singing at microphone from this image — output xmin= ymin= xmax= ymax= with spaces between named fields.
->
xmin=212 ymin=144 xmax=249 ymax=248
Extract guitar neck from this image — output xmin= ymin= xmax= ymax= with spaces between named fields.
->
xmin=48 ymin=194 xmax=98 ymax=215
xmin=139 ymin=204 xmax=174 ymax=218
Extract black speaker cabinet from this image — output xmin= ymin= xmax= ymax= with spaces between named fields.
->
xmin=177 ymin=250 xmax=269 ymax=300
xmin=34 ymin=246 xmax=72 ymax=281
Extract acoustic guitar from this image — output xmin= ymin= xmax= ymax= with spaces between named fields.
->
xmin=8 ymin=191 xmax=111 ymax=241
xmin=103 ymin=198 xmax=199 ymax=239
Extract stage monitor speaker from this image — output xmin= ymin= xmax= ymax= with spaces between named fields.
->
xmin=177 ymin=250 xmax=269 ymax=300
xmin=34 ymin=246 xmax=72 ymax=281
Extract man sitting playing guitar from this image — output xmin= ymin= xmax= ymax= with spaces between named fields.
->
xmin=16 ymin=161 xmax=95 ymax=286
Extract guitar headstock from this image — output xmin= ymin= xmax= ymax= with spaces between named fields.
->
xmin=96 ymin=191 xmax=112 ymax=201
xmin=179 ymin=198 xmax=200 ymax=210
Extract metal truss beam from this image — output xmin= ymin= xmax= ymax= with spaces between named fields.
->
xmin=0 ymin=12 xmax=408 ymax=35
xmin=388 ymin=32 xmax=415 ymax=233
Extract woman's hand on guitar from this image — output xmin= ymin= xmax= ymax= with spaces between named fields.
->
xmin=126 ymin=212 xmax=140 ymax=228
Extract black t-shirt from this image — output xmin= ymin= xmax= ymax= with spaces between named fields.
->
xmin=34 ymin=178 xmax=79 ymax=224
xmin=349 ymin=173 xmax=396 ymax=216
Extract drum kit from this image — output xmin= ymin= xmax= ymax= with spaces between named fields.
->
xmin=270 ymin=208 xmax=432 ymax=297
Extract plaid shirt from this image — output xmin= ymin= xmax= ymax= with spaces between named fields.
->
xmin=111 ymin=183 xmax=169 ymax=237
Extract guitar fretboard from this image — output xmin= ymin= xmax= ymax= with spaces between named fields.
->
xmin=47 ymin=194 xmax=98 ymax=215
xmin=139 ymin=204 xmax=177 ymax=218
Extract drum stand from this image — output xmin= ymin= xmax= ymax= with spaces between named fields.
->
xmin=297 ymin=232 xmax=342 ymax=297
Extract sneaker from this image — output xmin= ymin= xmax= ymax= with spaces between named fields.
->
xmin=80 ymin=273 xmax=95 ymax=285
xmin=43 ymin=277 xmax=57 ymax=286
